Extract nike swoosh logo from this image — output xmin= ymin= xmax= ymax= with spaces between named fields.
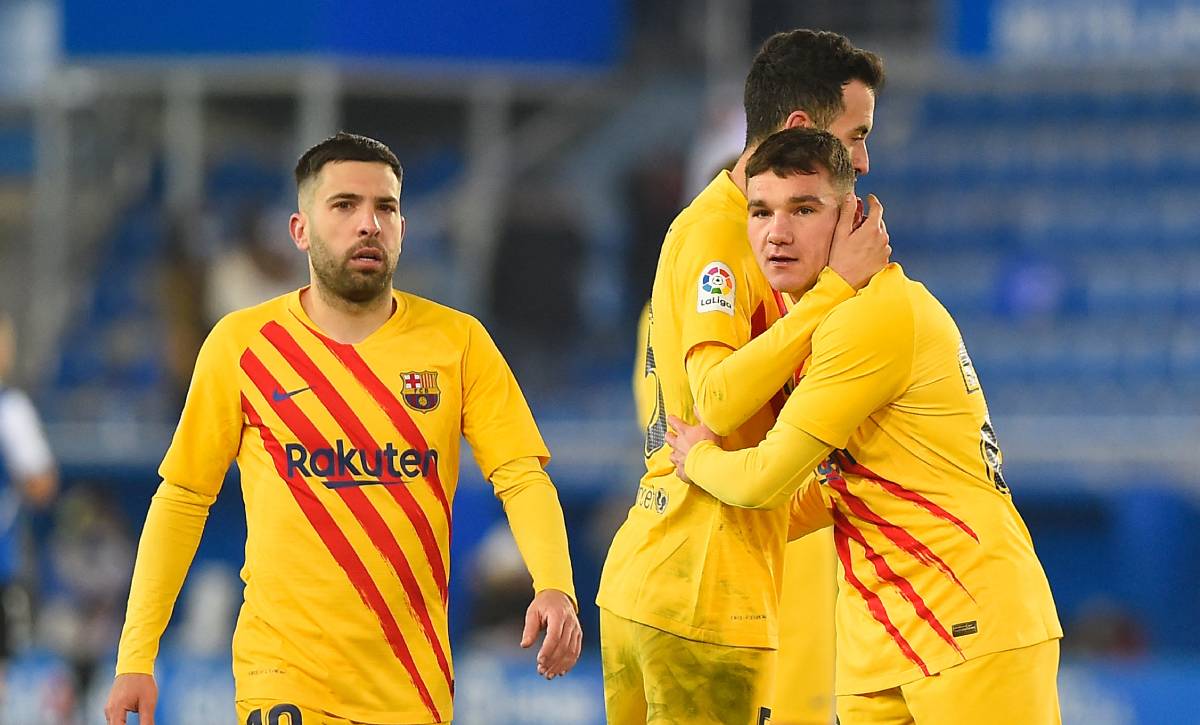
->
xmin=272 ymin=386 xmax=311 ymax=402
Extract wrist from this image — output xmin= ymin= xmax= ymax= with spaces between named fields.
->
xmin=822 ymin=265 xmax=864 ymax=293
xmin=685 ymin=440 xmax=717 ymax=482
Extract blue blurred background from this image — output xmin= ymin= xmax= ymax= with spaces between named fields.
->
xmin=0 ymin=0 xmax=1198 ymax=722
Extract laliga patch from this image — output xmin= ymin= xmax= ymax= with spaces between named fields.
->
xmin=697 ymin=261 xmax=735 ymax=316
xmin=401 ymin=370 xmax=441 ymax=412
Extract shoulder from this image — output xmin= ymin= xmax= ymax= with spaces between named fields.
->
xmin=199 ymin=292 xmax=296 ymax=365
xmin=815 ymin=265 xmax=915 ymax=347
xmin=210 ymin=292 xmax=294 ymax=342
xmin=666 ymin=206 xmax=748 ymax=262
xmin=397 ymin=291 xmax=479 ymax=332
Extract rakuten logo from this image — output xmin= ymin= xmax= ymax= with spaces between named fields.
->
xmin=285 ymin=441 xmax=438 ymax=489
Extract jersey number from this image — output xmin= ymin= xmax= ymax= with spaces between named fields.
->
xmin=979 ymin=416 xmax=1009 ymax=494
xmin=643 ymin=306 xmax=668 ymax=457
xmin=246 ymin=704 xmax=302 ymax=725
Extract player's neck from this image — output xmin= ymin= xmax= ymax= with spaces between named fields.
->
xmin=729 ymin=149 xmax=754 ymax=196
xmin=300 ymin=284 xmax=395 ymax=344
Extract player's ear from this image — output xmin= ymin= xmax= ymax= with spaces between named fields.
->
xmin=289 ymin=211 xmax=309 ymax=251
xmin=783 ymin=109 xmax=815 ymax=130
xmin=397 ymin=214 xmax=406 ymax=255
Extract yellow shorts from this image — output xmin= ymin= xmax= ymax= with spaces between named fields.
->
xmin=773 ymin=532 xmax=837 ymax=725
xmin=236 ymin=699 xmax=449 ymax=725
xmin=836 ymin=638 xmax=1061 ymax=725
xmin=600 ymin=609 xmax=777 ymax=725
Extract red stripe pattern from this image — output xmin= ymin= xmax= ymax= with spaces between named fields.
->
xmin=240 ymin=388 xmax=442 ymax=722
xmin=832 ymin=509 xmax=965 ymax=660
xmin=835 ymin=452 xmax=979 ymax=543
xmin=824 ymin=472 xmax=973 ymax=599
xmin=301 ymin=325 xmax=453 ymax=526
xmin=833 ymin=513 xmax=929 ymax=676
xmin=260 ymin=321 xmax=449 ymax=606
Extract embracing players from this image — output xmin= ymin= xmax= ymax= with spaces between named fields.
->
xmin=601 ymin=30 xmax=889 ymax=724
xmin=667 ymin=127 xmax=1062 ymax=725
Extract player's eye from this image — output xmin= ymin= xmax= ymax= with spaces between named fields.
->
xmin=795 ymin=206 xmax=816 ymax=216
xmin=333 ymin=200 xmax=354 ymax=210
xmin=750 ymin=209 xmax=770 ymax=218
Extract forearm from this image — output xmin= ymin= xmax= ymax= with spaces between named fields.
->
xmin=115 ymin=481 xmax=214 ymax=674
xmin=689 ymin=268 xmax=853 ymax=435
xmin=788 ymin=478 xmax=834 ymax=540
xmin=684 ymin=422 xmax=833 ymax=510
xmin=491 ymin=457 xmax=577 ymax=608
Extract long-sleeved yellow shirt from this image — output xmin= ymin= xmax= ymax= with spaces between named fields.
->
xmin=686 ymin=265 xmax=1061 ymax=694
xmin=116 ymin=289 xmax=575 ymax=723
xmin=601 ymin=170 xmax=853 ymax=649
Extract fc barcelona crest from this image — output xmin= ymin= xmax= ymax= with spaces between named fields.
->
xmin=401 ymin=371 xmax=440 ymax=412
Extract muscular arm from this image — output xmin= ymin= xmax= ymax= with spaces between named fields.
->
xmin=687 ymin=268 xmax=853 ymax=435
xmin=491 ymin=456 xmax=576 ymax=607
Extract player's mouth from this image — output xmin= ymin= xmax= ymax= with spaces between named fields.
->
xmin=347 ymin=246 xmax=386 ymax=271
xmin=766 ymin=253 xmax=797 ymax=267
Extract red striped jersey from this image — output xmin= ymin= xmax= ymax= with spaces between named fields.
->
xmin=128 ymin=289 xmax=550 ymax=723
xmin=782 ymin=264 xmax=1061 ymax=695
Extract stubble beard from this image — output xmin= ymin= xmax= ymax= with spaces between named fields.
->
xmin=309 ymin=234 xmax=396 ymax=308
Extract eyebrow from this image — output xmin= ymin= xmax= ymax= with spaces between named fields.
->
xmin=325 ymin=192 xmax=399 ymax=205
xmin=748 ymin=194 xmax=827 ymax=208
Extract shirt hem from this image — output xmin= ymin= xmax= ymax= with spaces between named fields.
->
xmin=835 ymin=631 xmax=1063 ymax=695
xmin=596 ymin=601 xmax=778 ymax=651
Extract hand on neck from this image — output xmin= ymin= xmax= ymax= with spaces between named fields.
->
xmin=301 ymin=283 xmax=396 ymax=345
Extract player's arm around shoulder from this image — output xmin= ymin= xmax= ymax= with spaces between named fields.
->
xmin=778 ymin=269 xmax=916 ymax=450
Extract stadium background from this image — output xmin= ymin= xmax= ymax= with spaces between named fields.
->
xmin=0 ymin=0 xmax=1198 ymax=722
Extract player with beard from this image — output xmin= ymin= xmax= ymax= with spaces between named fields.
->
xmin=105 ymin=132 xmax=581 ymax=725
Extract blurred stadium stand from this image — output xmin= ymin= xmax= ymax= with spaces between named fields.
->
xmin=0 ymin=0 xmax=1198 ymax=722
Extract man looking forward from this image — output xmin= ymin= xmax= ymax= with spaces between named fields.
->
xmin=105 ymin=132 xmax=581 ymax=725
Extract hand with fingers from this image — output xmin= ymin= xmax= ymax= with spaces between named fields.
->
xmin=521 ymin=588 xmax=583 ymax=680
xmin=828 ymin=192 xmax=890 ymax=290
xmin=665 ymin=414 xmax=721 ymax=484
xmin=104 ymin=673 xmax=157 ymax=725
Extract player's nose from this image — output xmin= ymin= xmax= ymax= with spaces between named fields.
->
xmin=766 ymin=215 xmax=792 ymax=244
xmin=854 ymin=144 xmax=870 ymax=176
xmin=357 ymin=209 xmax=382 ymax=236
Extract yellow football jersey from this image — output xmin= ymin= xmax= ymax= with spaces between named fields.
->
xmin=691 ymin=264 xmax=1062 ymax=695
xmin=601 ymin=171 xmax=845 ymax=650
xmin=117 ymin=289 xmax=566 ymax=723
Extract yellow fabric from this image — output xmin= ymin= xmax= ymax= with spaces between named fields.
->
xmin=836 ymin=639 xmax=1061 ymax=725
xmin=685 ymin=264 xmax=1061 ymax=695
xmin=490 ymin=456 xmax=576 ymax=607
xmin=685 ymin=425 xmax=831 ymax=510
xmin=237 ymin=699 xmax=452 ymax=725
xmin=772 ymin=532 xmax=837 ymax=725
xmin=116 ymin=288 xmax=571 ymax=724
xmin=600 ymin=609 xmax=777 ymax=725
xmin=687 ymin=268 xmax=853 ymax=436
xmin=599 ymin=170 xmax=849 ymax=650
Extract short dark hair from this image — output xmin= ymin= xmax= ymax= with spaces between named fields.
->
xmin=294 ymin=131 xmax=403 ymax=192
xmin=744 ymin=29 xmax=885 ymax=146
xmin=745 ymin=128 xmax=856 ymax=194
